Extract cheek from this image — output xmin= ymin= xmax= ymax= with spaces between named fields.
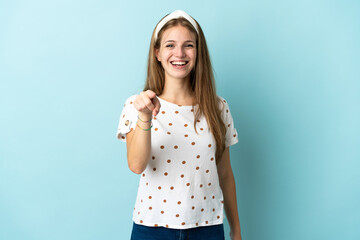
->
xmin=161 ymin=52 xmax=171 ymax=62
xmin=189 ymin=50 xmax=196 ymax=60
xmin=191 ymin=52 xmax=197 ymax=63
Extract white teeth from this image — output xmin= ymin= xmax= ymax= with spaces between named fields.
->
xmin=171 ymin=61 xmax=187 ymax=65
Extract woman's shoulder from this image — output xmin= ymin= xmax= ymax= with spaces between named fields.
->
xmin=216 ymin=95 xmax=226 ymax=102
xmin=217 ymin=95 xmax=232 ymax=103
xmin=216 ymin=95 xmax=228 ymax=111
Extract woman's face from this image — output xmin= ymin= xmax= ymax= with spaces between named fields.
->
xmin=155 ymin=25 xmax=197 ymax=81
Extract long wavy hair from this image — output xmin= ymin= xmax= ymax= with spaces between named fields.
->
xmin=143 ymin=14 xmax=227 ymax=165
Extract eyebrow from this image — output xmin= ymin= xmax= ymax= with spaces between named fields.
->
xmin=164 ymin=40 xmax=195 ymax=43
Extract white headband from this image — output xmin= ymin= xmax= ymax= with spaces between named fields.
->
xmin=154 ymin=10 xmax=199 ymax=41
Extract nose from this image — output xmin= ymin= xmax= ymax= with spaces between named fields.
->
xmin=174 ymin=46 xmax=186 ymax=58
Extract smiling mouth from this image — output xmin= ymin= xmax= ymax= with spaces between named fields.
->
xmin=170 ymin=61 xmax=189 ymax=66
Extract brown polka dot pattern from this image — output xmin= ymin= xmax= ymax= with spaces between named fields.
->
xmin=116 ymin=95 xmax=238 ymax=228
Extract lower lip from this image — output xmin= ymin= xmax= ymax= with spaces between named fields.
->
xmin=171 ymin=63 xmax=188 ymax=69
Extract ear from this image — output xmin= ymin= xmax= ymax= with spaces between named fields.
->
xmin=155 ymin=49 xmax=161 ymax=61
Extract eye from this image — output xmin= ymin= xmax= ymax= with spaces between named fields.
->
xmin=165 ymin=44 xmax=174 ymax=48
xmin=185 ymin=44 xmax=194 ymax=48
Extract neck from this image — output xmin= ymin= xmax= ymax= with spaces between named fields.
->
xmin=159 ymin=75 xmax=195 ymax=104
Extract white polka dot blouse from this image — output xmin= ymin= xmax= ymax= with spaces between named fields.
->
xmin=116 ymin=94 xmax=239 ymax=229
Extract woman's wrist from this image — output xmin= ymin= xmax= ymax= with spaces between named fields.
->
xmin=138 ymin=112 xmax=153 ymax=122
xmin=136 ymin=112 xmax=153 ymax=131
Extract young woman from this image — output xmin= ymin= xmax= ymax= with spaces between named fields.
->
xmin=116 ymin=10 xmax=242 ymax=240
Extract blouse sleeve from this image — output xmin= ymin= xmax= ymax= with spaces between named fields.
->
xmin=116 ymin=94 xmax=139 ymax=142
xmin=219 ymin=96 xmax=239 ymax=148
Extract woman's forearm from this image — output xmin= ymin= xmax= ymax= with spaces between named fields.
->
xmin=219 ymin=171 xmax=242 ymax=236
xmin=127 ymin=112 xmax=153 ymax=174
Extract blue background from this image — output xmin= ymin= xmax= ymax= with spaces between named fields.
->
xmin=1 ymin=0 xmax=359 ymax=239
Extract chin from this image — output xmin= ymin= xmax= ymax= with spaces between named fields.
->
xmin=172 ymin=73 xmax=191 ymax=80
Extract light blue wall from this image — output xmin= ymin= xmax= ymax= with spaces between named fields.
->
xmin=1 ymin=0 xmax=359 ymax=239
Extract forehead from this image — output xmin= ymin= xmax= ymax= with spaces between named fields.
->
xmin=161 ymin=25 xmax=196 ymax=43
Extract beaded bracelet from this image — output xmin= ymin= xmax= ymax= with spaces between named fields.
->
xmin=138 ymin=114 xmax=152 ymax=123
xmin=136 ymin=114 xmax=153 ymax=131
xmin=136 ymin=121 xmax=153 ymax=131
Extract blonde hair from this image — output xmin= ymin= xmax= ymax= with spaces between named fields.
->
xmin=143 ymin=14 xmax=227 ymax=165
